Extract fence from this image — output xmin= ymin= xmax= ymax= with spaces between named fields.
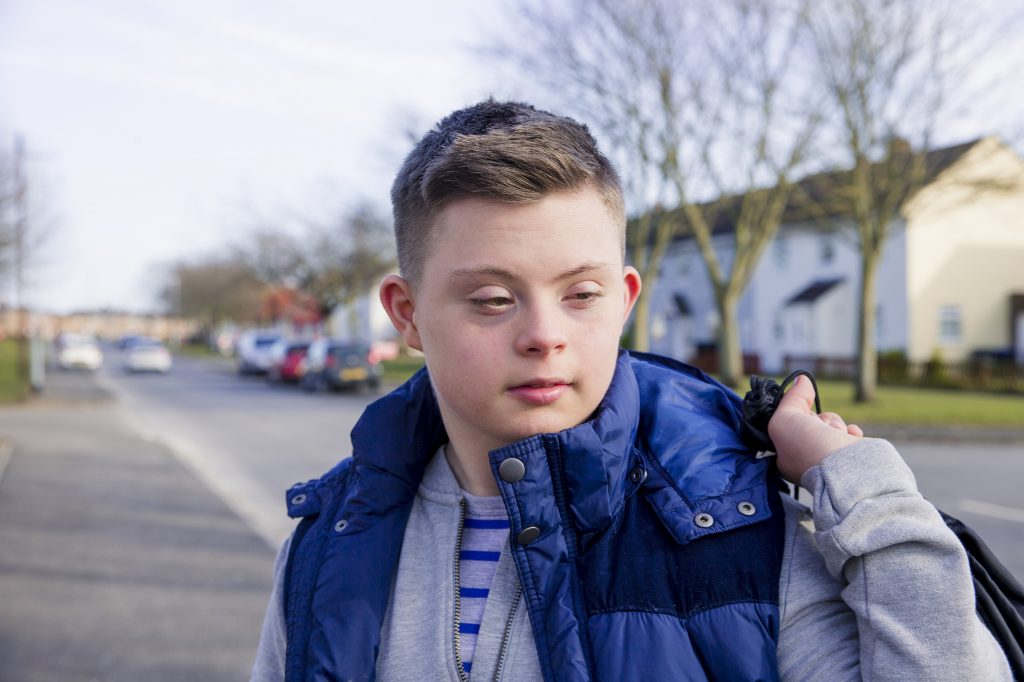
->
xmin=782 ymin=354 xmax=1024 ymax=393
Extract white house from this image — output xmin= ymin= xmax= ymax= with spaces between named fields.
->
xmin=326 ymin=278 xmax=400 ymax=344
xmin=644 ymin=137 xmax=1024 ymax=373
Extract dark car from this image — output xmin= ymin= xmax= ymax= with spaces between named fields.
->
xmin=300 ymin=339 xmax=382 ymax=393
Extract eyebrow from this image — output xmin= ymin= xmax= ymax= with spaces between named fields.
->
xmin=448 ymin=261 xmax=613 ymax=285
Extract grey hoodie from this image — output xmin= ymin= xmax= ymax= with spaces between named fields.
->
xmin=252 ymin=439 xmax=1012 ymax=681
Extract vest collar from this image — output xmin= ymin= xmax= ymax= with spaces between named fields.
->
xmin=346 ymin=351 xmax=770 ymax=540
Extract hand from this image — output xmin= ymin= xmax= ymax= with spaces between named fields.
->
xmin=767 ymin=375 xmax=865 ymax=483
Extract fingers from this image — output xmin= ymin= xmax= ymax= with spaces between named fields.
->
xmin=818 ymin=411 xmax=846 ymax=430
xmin=817 ymin=412 xmax=864 ymax=437
xmin=775 ymin=375 xmax=817 ymax=416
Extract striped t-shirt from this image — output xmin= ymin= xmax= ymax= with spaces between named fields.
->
xmin=458 ymin=490 xmax=510 ymax=676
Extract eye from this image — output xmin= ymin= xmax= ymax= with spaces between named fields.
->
xmin=564 ymin=285 xmax=604 ymax=306
xmin=469 ymin=286 xmax=514 ymax=311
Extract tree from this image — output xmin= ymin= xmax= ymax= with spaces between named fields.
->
xmin=804 ymin=0 xmax=1012 ymax=401
xmin=496 ymin=0 xmax=820 ymax=387
xmin=0 ymin=135 xmax=58 ymax=311
xmin=160 ymin=254 xmax=264 ymax=325
xmin=296 ymin=201 xmax=396 ymax=320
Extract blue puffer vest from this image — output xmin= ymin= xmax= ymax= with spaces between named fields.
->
xmin=282 ymin=351 xmax=786 ymax=681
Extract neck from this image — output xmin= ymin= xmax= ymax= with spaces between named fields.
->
xmin=444 ymin=442 xmax=500 ymax=497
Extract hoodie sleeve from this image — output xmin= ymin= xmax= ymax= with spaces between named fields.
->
xmin=250 ymin=534 xmax=292 ymax=682
xmin=777 ymin=438 xmax=1011 ymax=681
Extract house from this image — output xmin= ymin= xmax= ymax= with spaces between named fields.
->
xmin=326 ymin=279 xmax=399 ymax=345
xmin=644 ymin=137 xmax=1024 ymax=373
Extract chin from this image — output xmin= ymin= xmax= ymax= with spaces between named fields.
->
xmin=505 ymin=410 xmax=588 ymax=442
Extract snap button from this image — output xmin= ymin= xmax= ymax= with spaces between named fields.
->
xmin=737 ymin=501 xmax=756 ymax=516
xmin=290 ymin=494 xmax=307 ymax=506
xmin=499 ymin=457 xmax=526 ymax=483
xmin=516 ymin=526 xmax=541 ymax=545
xmin=628 ymin=467 xmax=647 ymax=485
xmin=694 ymin=513 xmax=715 ymax=528
xmin=334 ymin=519 xmax=348 ymax=533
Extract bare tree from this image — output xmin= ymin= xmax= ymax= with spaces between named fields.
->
xmin=239 ymin=229 xmax=306 ymax=288
xmin=804 ymin=0 xmax=1017 ymax=401
xmin=297 ymin=201 xmax=396 ymax=319
xmin=0 ymin=136 xmax=58 ymax=309
xmin=495 ymin=0 xmax=820 ymax=387
xmin=160 ymin=255 xmax=264 ymax=325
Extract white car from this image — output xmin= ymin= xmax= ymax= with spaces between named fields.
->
xmin=56 ymin=334 xmax=104 ymax=371
xmin=122 ymin=338 xmax=172 ymax=373
xmin=236 ymin=330 xmax=282 ymax=374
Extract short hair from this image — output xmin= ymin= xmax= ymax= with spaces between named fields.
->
xmin=390 ymin=99 xmax=626 ymax=285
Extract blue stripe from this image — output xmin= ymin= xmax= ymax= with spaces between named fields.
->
xmin=464 ymin=518 xmax=510 ymax=529
xmin=463 ymin=661 xmax=472 ymax=673
xmin=460 ymin=550 xmax=500 ymax=562
xmin=459 ymin=622 xmax=480 ymax=634
xmin=460 ymin=587 xmax=490 ymax=598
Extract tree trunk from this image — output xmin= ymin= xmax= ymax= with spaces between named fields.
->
xmin=717 ymin=288 xmax=742 ymax=389
xmin=630 ymin=285 xmax=652 ymax=352
xmin=854 ymin=249 xmax=880 ymax=402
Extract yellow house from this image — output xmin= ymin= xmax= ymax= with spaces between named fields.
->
xmin=902 ymin=137 xmax=1024 ymax=363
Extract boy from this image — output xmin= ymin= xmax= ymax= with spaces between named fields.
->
xmin=252 ymin=100 xmax=1010 ymax=680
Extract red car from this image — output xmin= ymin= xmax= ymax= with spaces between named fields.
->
xmin=267 ymin=339 xmax=311 ymax=383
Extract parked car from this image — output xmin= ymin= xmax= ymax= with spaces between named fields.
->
xmin=55 ymin=333 xmax=103 ymax=371
xmin=267 ymin=338 xmax=311 ymax=383
xmin=300 ymin=339 xmax=382 ymax=392
xmin=122 ymin=338 xmax=172 ymax=373
xmin=116 ymin=334 xmax=146 ymax=350
xmin=236 ymin=330 xmax=282 ymax=375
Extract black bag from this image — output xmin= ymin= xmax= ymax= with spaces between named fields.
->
xmin=740 ymin=371 xmax=1024 ymax=680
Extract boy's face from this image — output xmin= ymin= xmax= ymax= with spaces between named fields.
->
xmin=382 ymin=188 xmax=641 ymax=458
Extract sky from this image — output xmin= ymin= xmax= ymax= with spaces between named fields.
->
xmin=1 ymin=1 xmax=1022 ymax=315
xmin=0 ymin=0 xmax=515 ymax=313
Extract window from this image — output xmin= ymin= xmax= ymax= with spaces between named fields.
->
xmin=820 ymin=234 xmax=835 ymax=264
xmin=773 ymin=235 xmax=789 ymax=269
xmin=938 ymin=305 xmax=962 ymax=344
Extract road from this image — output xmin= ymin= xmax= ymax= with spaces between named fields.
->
xmin=97 ymin=351 xmax=372 ymax=549
xmin=100 ymin=350 xmax=1024 ymax=577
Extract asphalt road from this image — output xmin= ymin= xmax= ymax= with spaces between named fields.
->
xmin=98 ymin=349 xmax=1024 ymax=580
xmin=97 ymin=351 xmax=373 ymax=548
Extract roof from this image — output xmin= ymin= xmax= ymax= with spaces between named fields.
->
xmin=646 ymin=139 xmax=982 ymax=241
xmin=785 ymin=278 xmax=845 ymax=306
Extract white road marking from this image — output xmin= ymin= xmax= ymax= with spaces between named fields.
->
xmin=99 ymin=369 xmax=289 ymax=550
xmin=0 ymin=440 xmax=12 ymax=487
xmin=959 ymin=499 xmax=1024 ymax=525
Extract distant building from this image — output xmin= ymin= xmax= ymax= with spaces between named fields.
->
xmin=644 ymin=137 xmax=1024 ymax=373
xmin=327 ymin=278 xmax=400 ymax=345
xmin=0 ymin=307 xmax=200 ymax=343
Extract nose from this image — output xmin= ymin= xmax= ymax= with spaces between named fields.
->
xmin=514 ymin=303 xmax=568 ymax=356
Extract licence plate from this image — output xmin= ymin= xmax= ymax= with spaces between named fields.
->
xmin=340 ymin=367 xmax=368 ymax=381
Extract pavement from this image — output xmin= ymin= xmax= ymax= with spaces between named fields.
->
xmin=0 ymin=370 xmax=277 ymax=682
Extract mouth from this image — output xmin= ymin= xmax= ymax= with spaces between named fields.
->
xmin=507 ymin=378 xmax=572 ymax=406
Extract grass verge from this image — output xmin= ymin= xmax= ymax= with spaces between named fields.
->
xmin=787 ymin=378 xmax=1024 ymax=428
xmin=0 ymin=339 xmax=29 ymax=403
xmin=381 ymin=356 xmax=426 ymax=384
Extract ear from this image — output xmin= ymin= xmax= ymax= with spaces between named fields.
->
xmin=621 ymin=265 xmax=642 ymax=323
xmin=379 ymin=274 xmax=423 ymax=351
